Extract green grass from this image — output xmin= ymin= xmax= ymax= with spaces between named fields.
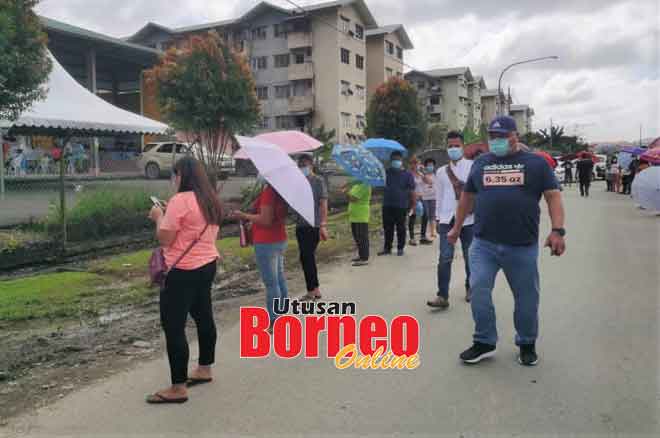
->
xmin=0 ymin=272 xmax=105 ymax=321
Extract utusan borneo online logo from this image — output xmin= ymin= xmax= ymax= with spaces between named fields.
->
xmin=240 ymin=300 xmax=420 ymax=370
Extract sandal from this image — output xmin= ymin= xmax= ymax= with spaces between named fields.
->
xmin=300 ymin=293 xmax=321 ymax=301
xmin=186 ymin=378 xmax=213 ymax=387
xmin=146 ymin=392 xmax=188 ymax=404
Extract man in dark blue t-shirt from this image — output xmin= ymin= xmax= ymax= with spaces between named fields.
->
xmin=447 ymin=116 xmax=566 ymax=367
xmin=379 ymin=151 xmax=416 ymax=256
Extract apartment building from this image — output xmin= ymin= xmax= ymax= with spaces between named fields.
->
xmin=509 ymin=104 xmax=535 ymax=135
xmin=467 ymin=75 xmax=487 ymax=132
xmin=405 ymin=67 xmax=474 ymax=132
xmin=126 ymin=0 xmax=410 ymax=144
xmin=365 ymin=25 xmax=413 ymax=100
xmin=480 ymin=89 xmax=512 ymax=127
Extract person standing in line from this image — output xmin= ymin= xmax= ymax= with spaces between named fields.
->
xmin=576 ymin=155 xmax=594 ymax=197
xmin=419 ymin=157 xmax=437 ymax=245
xmin=427 ymin=131 xmax=474 ymax=308
xmin=407 ymin=156 xmax=423 ymax=246
xmin=147 ymin=157 xmax=222 ymax=404
xmin=293 ymin=154 xmax=329 ymax=300
xmin=563 ymin=160 xmax=574 ymax=187
xmin=448 ymin=116 xmax=566 ymax=366
xmin=232 ymin=179 xmax=289 ymax=326
xmin=621 ymin=160 xmax=634 ymax=195
xmin=379 ymin=151 xmax=416 ymax=257
xmin=605 ymin=159 xmax=615 ymax=192
xmin=343 ymin=180 xmax=372 ymax=266
xmin=611 ymin=158 xmax=621 ymax=193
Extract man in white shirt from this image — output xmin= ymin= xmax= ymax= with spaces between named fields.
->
xmin=427 ymin=131 xmax=474 ymax=308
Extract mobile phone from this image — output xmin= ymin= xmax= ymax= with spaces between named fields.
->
xmin=150 ymin=196 xmax=164 ymax=208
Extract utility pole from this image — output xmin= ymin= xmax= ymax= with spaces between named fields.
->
xmin=496 ymin=56 xmax=559 ymax=115
xmin=550 ymin=118 xmax=553 ymax=151
xmin=639 ymin=124 xmax=642 ymax=147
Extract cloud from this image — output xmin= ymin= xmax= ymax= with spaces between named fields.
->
xmin=35 ymin=0 xmax=659 ymax=141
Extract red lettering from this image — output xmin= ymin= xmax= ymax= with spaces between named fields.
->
xmin=327 ymin=316 xmax=357 ymax=358
xmin=240 ymin=307 xmax=270 ymax=358
xmin=390 ymin=315 xmax=419 ymax=356
xmin=359 ymin=315 xmax=388 ymax=355
xmin=304 ymin=316 xmax=326 ymax=358
xmin=273 ymin=316 xmax=303 ymax=358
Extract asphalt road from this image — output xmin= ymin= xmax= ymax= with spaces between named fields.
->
xmin=6 ymin=185 xmax=659 ymax=437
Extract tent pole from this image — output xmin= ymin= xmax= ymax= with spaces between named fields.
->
xmin=0 ymin=128 xmax=5 ymax=201
xmin=60 ymin=137 xmax=70 ymax=246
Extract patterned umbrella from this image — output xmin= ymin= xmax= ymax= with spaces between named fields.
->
xmin=332 ymin=144 xmax=386 ymax=187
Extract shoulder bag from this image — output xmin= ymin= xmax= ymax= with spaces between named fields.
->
xmin=149 ymin=224 xmax=209 ymax=289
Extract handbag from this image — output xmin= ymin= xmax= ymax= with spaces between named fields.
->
xmin=149 ymin=224 xmax=209 ymax=289
xmin=239 ymin=220 xmax=253 ymax=248
xmin=446 ymin=165 xmax=465 ymax=200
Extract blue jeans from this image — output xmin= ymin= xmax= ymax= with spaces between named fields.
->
xmin=437 ymin=223 xmax=473 ymax=299
xmin=469 ymin=238 xmax=539 ymax=346
xmin=254 ymin=242 xmax=289 ymax=323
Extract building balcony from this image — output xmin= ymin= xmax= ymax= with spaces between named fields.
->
xmin=288 ymin=31 xmax=313 ymax=50
xmin=288 ymin=62 xmax=314 ymax=81
xmin=288 ymin=95 xmax=315 ymax=113
xmin=428 ymin=104 xmax=442 ymax=115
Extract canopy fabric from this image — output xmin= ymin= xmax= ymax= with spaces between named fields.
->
xmin=1 ymin=51 xmax=168 ymax=135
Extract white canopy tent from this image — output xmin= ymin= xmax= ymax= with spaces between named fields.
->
xmin=1 ymin=50 xmax=169 ymax=198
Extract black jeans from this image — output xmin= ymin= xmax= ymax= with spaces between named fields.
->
xmin=382 ymin=206 xmax=408 ymax=251
xmin=296 ymin=226 xmax=321 ymax=292
xmin=160 ymin=260 xmax=217 ymax=385
xmin=408 ymin=214 xmax=417 ymax=240
xmin=622 ymin=176 xmax=633 ymax=194
xmin=579 ymin=179 xmax=590 ymax=197
xmin=351 ymin=222 xmax=369 ymax=261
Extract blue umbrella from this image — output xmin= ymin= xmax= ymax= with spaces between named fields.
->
xmin=332 ymin=144 xmax=386 ymax=187
xmin=362 ymin=138 xmax=407 ymax=161
xmin=618 ymin=152 xmax=634 ymax=169
xmin=621 ymin=146 xmax=645 ymax=156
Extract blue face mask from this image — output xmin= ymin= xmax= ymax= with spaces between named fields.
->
xmin=425 ymin=165 xmax=435 ymax=173
xmin=447 ymin=147 xmax=463 ymax=161
xmin=391 ymin=160 xmax=403 ymax=169
xmin=489 ymin=138 xmax=510 ymax=157
xmin=301 ymin=166 xmax=311 ymax=177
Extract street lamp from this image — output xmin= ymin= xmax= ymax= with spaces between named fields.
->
xmin=497 ymin=56 xmax=559 ymax=116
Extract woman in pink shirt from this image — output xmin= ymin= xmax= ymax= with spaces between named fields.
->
xmin=147 ymin=157 xmax=222 ymax=404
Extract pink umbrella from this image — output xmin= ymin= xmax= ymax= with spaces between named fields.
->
xmin=640 ymin=147 xmax=660 ymax=165
xmin=233 ymin=130 xmax=322 ymax=159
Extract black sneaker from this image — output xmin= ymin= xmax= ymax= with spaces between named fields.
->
xmin=419 ymin=238 xmax=433 ymax=245
xmin=377 ymin=250 xmax=392 ymax=256
xmin=397 ymin=249 xmax=405 ymax=256
xmin=518 ymin=344 xmax=538 ymax=366
xmin=352 ymin=260 xmax=369 ymax=267
xmin=351 ymin=257 xmax=361 ymax=262
xmin=460 ymin=342 xmax=496 ymax=364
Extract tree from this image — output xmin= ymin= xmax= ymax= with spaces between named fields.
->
xmin=427 ymin=123 xmax=448 ymax=149
xmin=147 ymin=31 xmax=259 ymax=183
xmin=366 ymin=77 xmax=427 ymax=154
xmin=308 ymin=124 xmax=336 ymax=168
xmin=538 ymin=125 xmax=565 ymax=148
xmin=0 ymin=0 xmax=52 ymax=121
xmin=462 ymin=125 xmax=481 ymax=145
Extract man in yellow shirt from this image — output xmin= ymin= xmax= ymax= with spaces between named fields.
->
xmin=343 ymin=181 xmax=372 ymax=266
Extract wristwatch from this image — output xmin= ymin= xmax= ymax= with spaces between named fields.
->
xmin=552 ymin=228 xmax=566 ymax=237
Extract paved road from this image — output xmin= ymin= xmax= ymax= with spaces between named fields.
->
xmin=6 ymin=186 xmax=659 ymax=437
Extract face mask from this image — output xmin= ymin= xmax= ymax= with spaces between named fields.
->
xmin=447 ymin=147 xmax=463 ymax=161
xmin=301 ymin=166 xmax=311 ymax=177
xmin=426 ymin=165 xmax=435 ymax=173
xmin=489 ymin=138 xmax=510 ymax=157
xmin=391 ymin=160 xmax=402 ymax=169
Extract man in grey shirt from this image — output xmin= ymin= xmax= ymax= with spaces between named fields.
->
xmin=295 ymin=154 xmax=329 ymax=300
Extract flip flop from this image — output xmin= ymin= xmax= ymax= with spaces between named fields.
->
xmin=186 ymin=378 xmax=213 ymax=387
xmin=146 ymin=392 xmax=188 ymax=404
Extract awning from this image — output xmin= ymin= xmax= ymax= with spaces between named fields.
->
xmin=1 ymin=51 xmax=169 ymax=136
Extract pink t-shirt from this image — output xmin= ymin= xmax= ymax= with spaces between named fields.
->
xmin=159 ymin=192 xmax=220 ymax=270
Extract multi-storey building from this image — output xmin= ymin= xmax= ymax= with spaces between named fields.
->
xmin=467 ymin=75 xmax=486 ymax=132
xmin=480 ymin=89 xmax=512 ymax=127
xmin=509 ymin=104 xmax=535 ymax=135
xmin=405 ymin=67 xmax=474 ymax=132
xmin=364 ymin=25 xmax=413 ymax=100
xmin=127 ymin=0 xmax=410 ymax=144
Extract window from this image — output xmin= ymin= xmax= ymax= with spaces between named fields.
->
xmin=275 ymin=85 xmax=291 ymax=99
xmin=251 ymin=26 xmax=267 ymax=40
xmin=340 ymin=16 xmax=350 ymax=33
xmin=341 ymin=112 xmax=352 ymax=129
xmin=251 ymin=56 xmax=268 ymax=70
xmin=354 ymin=24 xmax=364 ymax=40
xmin=385 ymin=41 xmax=394 ymax=55
xmin=258 ymin=117 xmax=270 ymax=130
xmin=158 ymin=143 xmax=173 ymax=154
xmin=294 ymin=52 xmax=305 ymax=64
xmin=274 ymin=24 xmax=287 ymax=38
xmin=417 ymin=81 xmax=426 ymax=89
xmin=340 ymin=48 xmax=350 ymax=64
xmin=292 ymin=80 xmax=311 ymax=96
xmin=396 ymin=71 xmax=402 ymax=78
xmin=356 ymin=115 xmax=366 ymax=129
xmin=429 ymin=95 xmax=440 ymax=105
xmin=256 ymin=86 xmax=269 ymax=100
xmin=175 ymin=144 xmax=188 ymax=154
xmin=340 ymin=80 xmax=352 ymax=96
xmin=355 ymin=54 xmax=364 ymax=70
xmin=386 ymin=67 xmax=393 ymax=78
xmin=396 ymin=46 xmax=403 ymax=60
xmin=356 ymin=85 xmax=365 ymax=100
xmin=274 ymin=54 xmax=290 ymax=68
xmin=276 ymin=116 xmax=294 ymax=129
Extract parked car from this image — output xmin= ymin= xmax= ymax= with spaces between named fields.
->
xmin=138 ymin=142 xmax=235 ymax=179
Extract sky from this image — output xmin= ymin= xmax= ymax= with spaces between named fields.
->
xmin=36 ymin=0 xmax=659 ymax=143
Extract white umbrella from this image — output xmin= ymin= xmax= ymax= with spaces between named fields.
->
xmin=632 ymin=167 xmax=660 ymax=212
xmin=235 ymin=136 xmax=315 ymax=226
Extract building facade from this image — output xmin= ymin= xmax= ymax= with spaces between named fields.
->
xmin=509 ymin=104 xmax=534 ymax=135
xmin=405 ymin=67 xmax=474 ymax=132
xmin=480 ymin=89 xmax=512 ymax=127
xmin=365 ymin=25 xmax=413 ymax=101
xmin=467 ymin=75 xmax=486 ymax=132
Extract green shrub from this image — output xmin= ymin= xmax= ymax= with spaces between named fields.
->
xmin=44 ymin=189 xmax=155 ymax=242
